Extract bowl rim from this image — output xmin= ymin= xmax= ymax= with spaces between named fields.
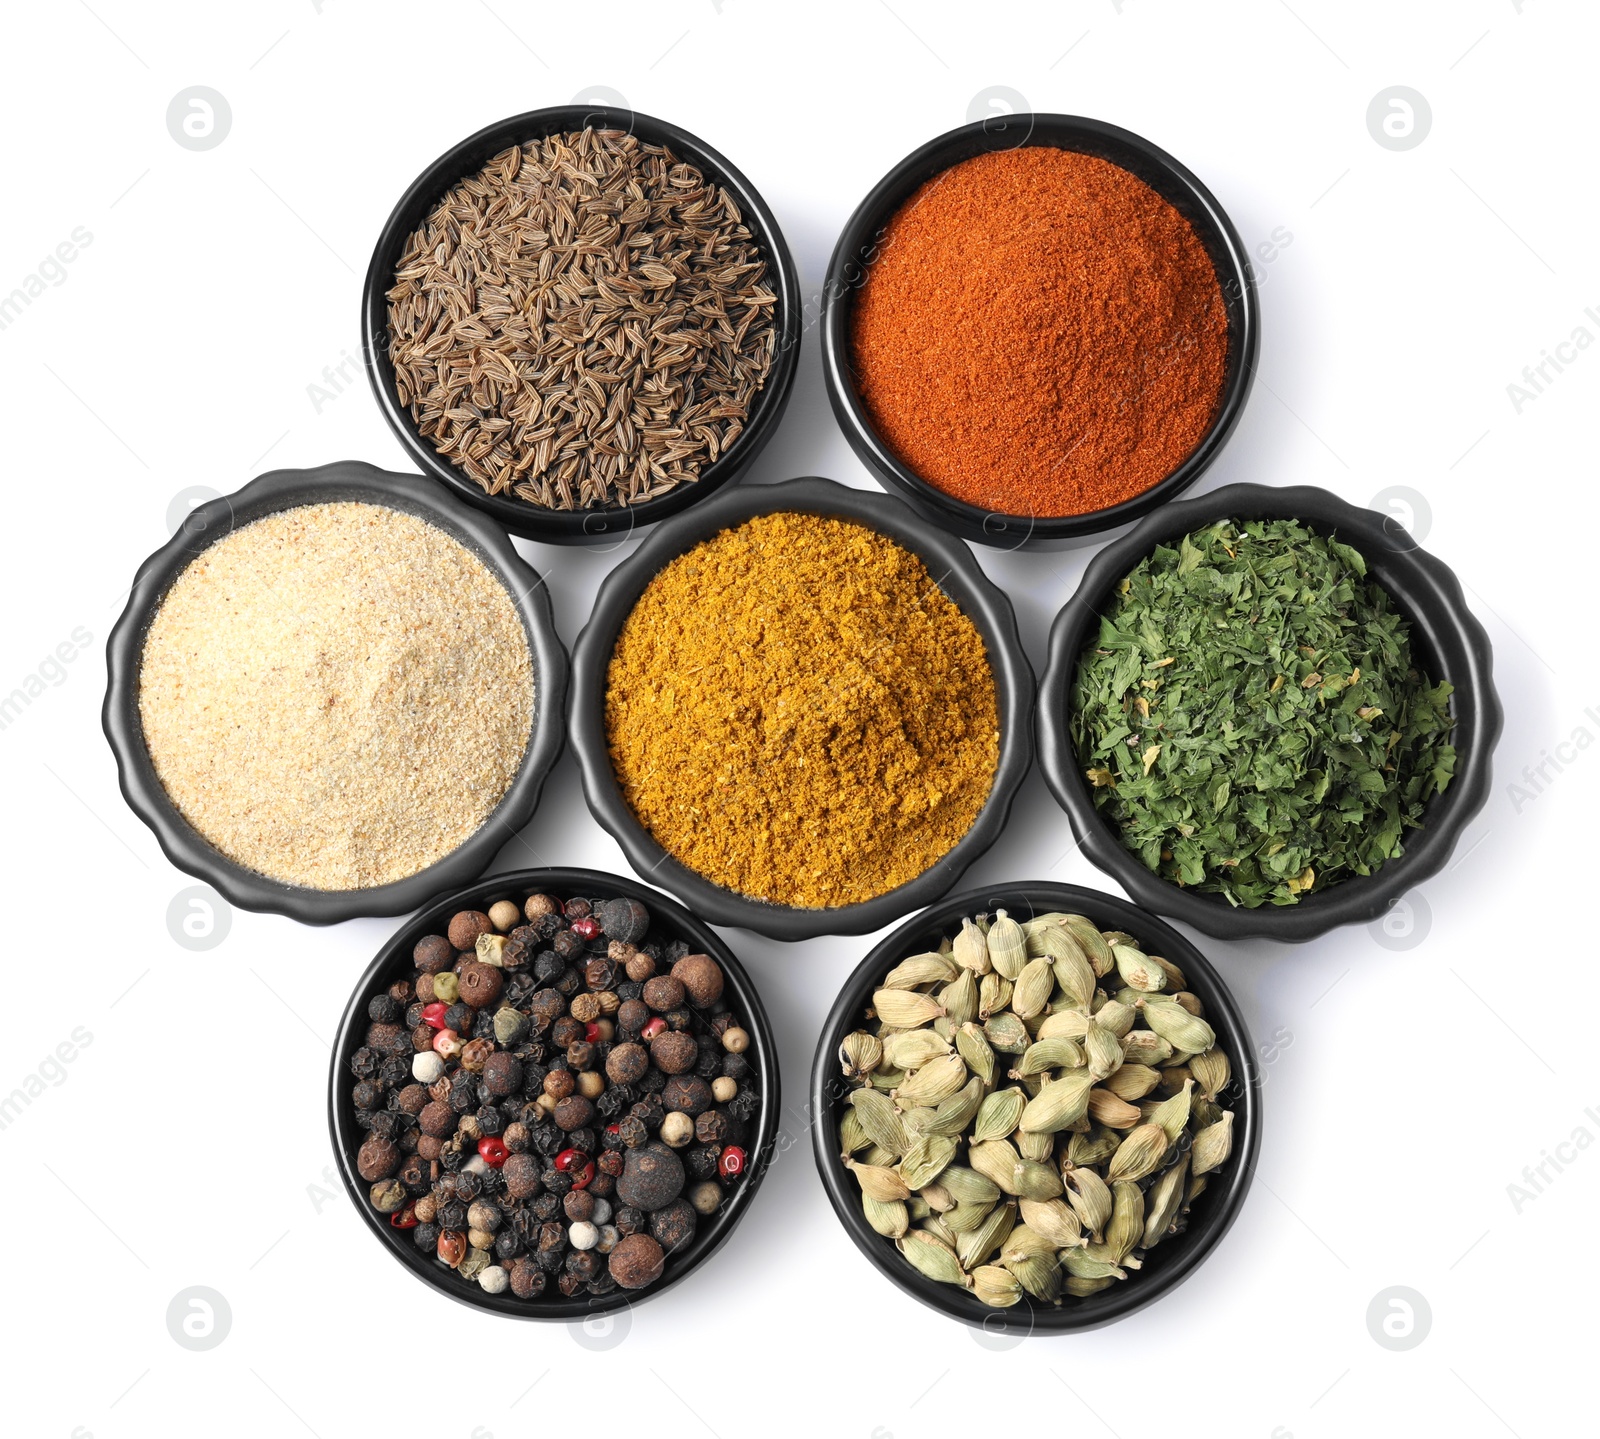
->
xmin=820 ymin=112 xmax=1260 ymax=548
xmin=808 ymin=879 xmax=1261 ymax=1333
xmin=1036 ymin=482 xmax=1504 ymax=942
xmin=567 ymin=475 xmax=1036 ymax=940
xmin=360 ymin=104 xmax=803 ymax=546
xmin=101 ymin=460 xmax=569 ymax=925
xmin=327 ymin=866 xmax=781 ymax=1320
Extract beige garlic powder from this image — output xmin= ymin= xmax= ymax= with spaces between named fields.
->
xmin=138 ymin=502 xmax=534 ymax=890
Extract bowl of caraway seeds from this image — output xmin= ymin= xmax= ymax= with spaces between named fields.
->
xmin=363 ymin=106 xmax=801 ymax=545
xmin=567 ymin=476 xmax=1035 ymax=941
xmin=103 ymin=461 xmax=568 ymax=924
xmin=1037 ymin=483 xmax=1503 ymax=943
xmin=811 ymin=881 xmax=1259 ymax=1334
xmin=822 ymin=114 xmax=1259 ymax=549
xmin=330 ymin=868 xmax=778 ymax=1319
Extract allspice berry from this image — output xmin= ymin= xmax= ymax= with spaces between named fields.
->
xmin=480 ymin=1051 xmax=522 ymax=1098
xmin=661 ymin=1075 xmax=714 ymax=1116
xmin=543 ymin=1069 xmax=575 ymax=1100
xmin=649 ymin=1197 xmax=697 ymax=1253
xmin=608 ymin=1233 xmax=665 ymax=1290
xmin=616 ymin=1145 xmax=686 ymax=1212
xmin=671 ymin=954 xmax=724 ymax=1008
xmin=413 ymin=934 xmax=454 ymax=974
xmin=459 ymin=961 xmax=503 ymax=1010
xmin=503 ymin=1153 xmax=542 ymax=1200
xmin=650 ymin=1029 xmax=698 ymax=1076
xmin=419 ymin=1101 xmax=457 ymax=1138
xmin=642 ymin=976 xmax=686 ymax=1013
xmin=448 ymin=910 xmax=493 ymax=951
xmin=606 ymin=1042 xmax=649 ymax=1086
xmin=524 ymin=893 xmax=561 ymax=920
xmin=357 ymin=1135 xmax=400 ymax=1181
xmin=595 ymin=896 xmax=650 ymax=946
xmin=552 ymin=1095 xmax=595 ymax=1132
xmin=617 ymin=998 xmax=650 ymax=1037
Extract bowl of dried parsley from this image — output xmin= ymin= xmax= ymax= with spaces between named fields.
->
xmin=362 ymin=105 xmax=801 ymax=545
xmin=567 ymin=476 xmax=1035 ymax=941
xmin=1037 ymin=483 xmax=1502 ymax=942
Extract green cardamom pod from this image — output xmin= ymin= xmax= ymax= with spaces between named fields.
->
xmin=1066 ymin=1125 xmax=1122 ymax=1168
xmin=967 ymin=1138 xmax=1021 ymax=1194
xmin=1087 ymin=1088 xmax=1143 ymax=1129
xmin=894 ymin=1050 xmax=967 ymax=1106
xmin=1037 ymin=1008 xmax=1091 ymax=1042
xmin=1100 ymin=1062 xmax=1161 ymax=1102
xmin=845 ymin=1157 xmax=910 ymax=1202
xmin=1106 ymin=1180 xmax=1145 ymax=1263
xmin=837 ymin=1107 xmax=870 ymax=1154
xmin=1113 ymin=944 xmax=1167 ymax=993
xmin=1065 ymin=1275 xmax=1115 ymax=1297
xmin=983 ymin=1012 xmax=1031 ymax=1054
xmin=955 ymin=1198 xmax=1016 ymax=1268
xmin=1095 ymin=999 xmax=1136 ymax=1039
xmin=938 ymin=968 xmax=979 ymax=1027
xmin=1015 ymin=1035 xmax=1086 ymax=1076
xmin=1150 ymin=954 xmax=1189 ymax=990
xmin=919 ymin=1181 xmax=954 ymax=1212
xmin=898 ymin=1230 xmax=968 ymax=1287
xmin=922 ymin=1076 xmax=985 ymax=1137
xmin=849 ymin=1087 xmax=909 ymax=1157
xmin=883 ymin=1028 xmax=951 ymax=1071
xmin=1142 ymin=1153 xmax=1189 ymax=1249
xmin=971 ymin=1087 xmax=1027 ymax=1144
xmin=955 ymin=1022 xmax=996 ymax=1087
xmin=939 ymin=1165 xmax=1001 ymax=1206
xmin=882 ymin=951 xmax=958 ymax=988
xmin=1011 ymin=1159 xmax=1065 ymax=1201
xmin=1061 ymin=916 xmax=1115 ymax=976
xmin=838 ymin=1030 xmax=884 ymax=1081
xmin=1121 ymin=1030 xmax=1175 ymax=1066
xmin=1148 ymin=1078 xmax=1194 ymax=1142
xmin=1141 ymin=1000 xmax=1216 ymax=1054
xmin=899 ymin=1105 xmax=936 ymax=1138
xmin=1005 ymin=1250 xmax=1063 ymax=1305
xmin=873 ymin=988 xmax=944 ymax=1029
xmin=971 ymin=1264 xmax=1023 ymax=1308
xmin=1191 ymin=1111 xmax=1235 ymax=1176
xmin=1106 ymin=1123 xmax=1169 ymax=1183
xmin=1019 ymin=1070 xmax=1094 ymax=1133
xmin=985 ymin=908 xmax=1028 ymax=980
xmin=1192 ymin=1095 xmax=1224 ymax=1129
xmin=1050 ymin=942 xmax=1098 ymax=1010
xmin=1189 ymin=1046 xmax=1231 ymax=1100
xmin=869 ymin=1066 xmax=906 ymax=1091
xmin=906 ymin=1195 xmax=931 ymax=1222
xmin=1172 ymin=990 xmax=1205 ymax=1018
xmin=1010 ymin=957 xmax=1057 ymax=1020
xmin=899 ymin=1134 xmax=958 ymax=1190
xmin=952 ymin=918 xmax=991 ymax=975
xmin=1061 ymin=1246 xmax=1125 ymax=1281
xmin=863 ymin=1194 xmax=909 ymax=1238
xmin=1015 ymin=1128 xmax=1053 ymax=1164
xmin=944 ymin=1197 xmax=996 ymax=1233
xmin=977 ymin=970 xmax=1012 ymax=1019
xmin=1018 ymin=1197 xmax=1084 ymax=1249
xmin=1063 ymin=1166 xmax=1113 ymax=1237
xmin=1083 ymin=1021 xmax=1125 ymax=1081
xmin=920 ymin=1213 xmax=957 ymax=1247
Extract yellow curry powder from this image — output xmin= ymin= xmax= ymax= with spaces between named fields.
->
xmin=605 ymin=511 xmax=999 ymax=908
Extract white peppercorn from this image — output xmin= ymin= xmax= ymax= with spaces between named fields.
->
xmin=412 ymin=1052 xmax=445 ymax=1084
xmin=711 ymin=1076 xmax=737 ymax=1103
xmin=487 ymin=900 xmax=522 ymax=933
xmin=569 ymin=1221 xmax=600 ymax=1251
xmin=478 ymin=1264 xmax=509 ymax=1294
xmin=595 ymin=1224 xmax=620 ymax=1255
xmin=590 ymin=1198 xmax=613 ymax=1226
xmin=689 ymin=1181 xmax=722 ymax=1216
xmin=660 ymin=1112 xmax=694 ymax=1148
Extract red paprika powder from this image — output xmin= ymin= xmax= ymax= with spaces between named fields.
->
xmin=850 ymin=146 xmax=1229 ymax=518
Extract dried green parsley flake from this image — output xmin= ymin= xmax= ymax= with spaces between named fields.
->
xmin=1070 ymin=518 xmax=1456 ymax=908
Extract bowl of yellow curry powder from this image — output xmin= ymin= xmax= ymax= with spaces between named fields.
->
xmin=569 ymin=477 xmax=1034 ymax=939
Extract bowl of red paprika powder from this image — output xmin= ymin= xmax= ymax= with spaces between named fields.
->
xmin=821 ymin=114 xmax=1259 ymax=548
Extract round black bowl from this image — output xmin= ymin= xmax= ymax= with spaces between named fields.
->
xmin=329 ymin=867 xmax=779 ymax=1320
xmin=103 ymin=461 xmax=568 ymax=925
xmin=569 ymin=476 xmax=1035 ymax=940
xmin=1037 ymin=483 xmax=1502 ymax=943
xmin=811 ymin=880 xmax=1260 ymax=1333
xmin=821 ymin=113 xmax=1258 ymax=550
xmin=361 ymin=105 xmax=802 ymax=545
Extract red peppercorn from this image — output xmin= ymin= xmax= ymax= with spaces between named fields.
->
xmin=555 ymin=1147 xmax=583 ymax=1172
xmin=556 ymin=1147 xmax=597 ymax=1189
xmin=571 ymin=916 xmax=602 ymax=942
xmin=585 ymin=1021 xmax=603 ymax=1044
xmin=389 ymin=1201 xmax=419 ymax=1229
xmin=718 ymin=1146 xmax=747 ymax=1180
xmin=572 ymin=1159 xmax=596 ymax=1189
xmin=478 ymin=1136 xmax=509 ymax=1168
xmin=421 ymin=1002 xmax=449 ymax=1030
xmin=640 ymin=1016 xmax=667 ymax=1041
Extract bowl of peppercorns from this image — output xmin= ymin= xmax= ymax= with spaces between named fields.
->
xmin=330 ymin=868 xmax=778 ymax=1318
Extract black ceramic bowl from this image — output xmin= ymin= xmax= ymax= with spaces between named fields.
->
xmin=103 ymin=461 xmax=568 ymax=925
xmin=821 ymin=113 xmax=1258 ymax=550
xmin=569 ymin=476 xmax=1034 ymax=940
xmin=1037 ymin=483 xmax=1502 ymax=943
xmin=329 ymin=867 xmax=779 ymax=1320
xmin=811 ymin=880 xmax=1260 ymax=1333
xmin=361 ymin=105 xmax=801 ymax=546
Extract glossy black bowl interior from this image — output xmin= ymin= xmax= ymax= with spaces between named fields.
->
xmin=1037 ymin=483 xmax=1503 ymax=943
xmin=103 ymin=461 xmax=568 ymax=925
xmin=811 ymin=881 xmax=1260 ymax=1333
xmin=568 ymin=476 xmax=1035 ymax=940
xmin=329 ymin=867 xmax=779 ymax=1320
xmin=821 ymin=113 xmax=1258 ymax=550
xmin=361 ymin=105 xmax=801 ymax=545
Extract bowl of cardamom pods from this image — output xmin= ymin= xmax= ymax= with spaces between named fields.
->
xmin=810 ymin=882 xmax=1258 ymax=1333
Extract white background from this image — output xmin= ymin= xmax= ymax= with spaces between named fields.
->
xmin=2 ymin=2 xmax=1592 ymax=1436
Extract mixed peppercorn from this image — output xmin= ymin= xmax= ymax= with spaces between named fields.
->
xmin=348 ymin=891 xmax=760 ymax=1300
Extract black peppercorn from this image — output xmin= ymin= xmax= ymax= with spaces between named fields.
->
xmin=567 ymin=1127 xmax=598 ymax=1157
xmin=350 ymin=1047 xmax=381 ymax=1080
xmin=617 ymin=1115 xmax=648 ymax=1149
xmin=566 ymin=1249 xmax=601 ymax=1282
xmin=368 ymin=994 xmax=402 ymax=1024
xmin=398 ymin=1153 xmax=431 ymax=1192
xmin=365 ymin=1109 xmax=403 ymax=1141
xmin=352 ymin=1079 xmax=383 ymax=1111
xmin=694 ymin=1049 xmax=722 ymax=1079
xmin=537 ymin=1245 xmax=567 ymax=1276
xmin=614 ymin=1204 xmax=645 ymax=1236
xmin=550 ymin=1016 xmax=584 ymax=1050
xmin=684 ymin=1145 xmax=719 ymax=1181
xmin=722 ymin=1053 xmax=754 ymax=1082
xmin=379 ymin=1056 xmax=412 ymax=1089
xmin=726 ymin=1087 xmax=760 ymax=1123
xmin=649 ymin=1198 xmax=696 ymax=1253
xmin=585 ymin=957 xmax=618 ymax=991
xmin=695 ymin=1110 xmax=730 ymax=1145
xmin=616 ymin=981 xmax=644 ymax=1004
xmin=534 ymin=951 xmax=565 ymax=985
xmin=454 ymin=1170 xmax=483 ymax=1203
xmin=443 ymin=1002 xmax=474 ymax=1034
xmin=566 ymin=1040 xmax=596 ymax=1071
xmin=564 ymin=897 xmax=593 ymax=922
xmin=598 ymin=1148 xmax=625 ymax=1178
xmin=532 ymin=1124 xmax=564 ymax=1158
xmin=595 ymin=896 xmax=650 ymax=946
xmin=537 ymin=1220 xmax=566 ymax=1254
xmin=532 ymin=1192 xmax=561 ymax=1221
xmin=586 ymin=1271 xmax=620 ymax=1297
xmin=414 ymin=1221 xmax=440 ymax=1251
xmin=495 ymin=1228 xmax=523 ymax=1261
xmin=476 ymin=1105 xmax=506 ymax=1137
xmin=553 ymin=929 xmax=585 ymax=962
xmin=439 ymin=1147 xmax=464 ymax=1173
xmin=542 ymin=1168 xmax=574 ymax=1198
xmin=596 ymin=1087 xmax=629 ymax=1120
xmin=438 ymin=1200 xmax=467 ymax=1231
